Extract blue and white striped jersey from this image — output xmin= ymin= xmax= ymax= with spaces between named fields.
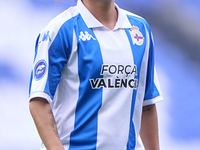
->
xmin=29 ymin=0 xmax=163 ymax=149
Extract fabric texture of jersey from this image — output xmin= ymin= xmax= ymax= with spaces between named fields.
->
xmin=29 ymin=0 xmax=163 ymax=150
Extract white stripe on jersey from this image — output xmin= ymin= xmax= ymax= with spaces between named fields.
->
xmin=51 ymin=29 xmax=79 ymax=150
xmin=94 ymin=28 xmax=135 ymax=150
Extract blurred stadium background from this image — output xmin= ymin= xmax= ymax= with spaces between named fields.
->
xmin=0 ymin=0 xmax=200 ymax=149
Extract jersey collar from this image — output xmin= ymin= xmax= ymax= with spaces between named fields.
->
xmin=77 ymin=0 xmax=132 ymax=30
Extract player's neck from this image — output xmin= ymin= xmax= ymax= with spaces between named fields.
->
xmin=82 ymin=0 xmax=118 ymax=30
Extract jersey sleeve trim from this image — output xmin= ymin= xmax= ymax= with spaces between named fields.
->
xmin=143 ymin=95 xmax=163 ymax=106
xmin=29 ymin=91 xmax=53 ymax=104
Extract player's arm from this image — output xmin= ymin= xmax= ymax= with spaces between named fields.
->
xmin=29 ymin=97 xmax=64 ymax=150
xmin=140 ymin=104 xmax=160 ymax=150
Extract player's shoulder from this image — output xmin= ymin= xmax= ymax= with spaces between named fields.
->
xmin=40 ymin=6 xmax=79 ymax=34
xmin=121 ymin=8 xmax=151 ymax=30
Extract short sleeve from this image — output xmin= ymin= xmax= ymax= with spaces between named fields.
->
xmin=29 ymin=23 xmax=72 ymax=103
xmin=143 ymin=32 xmax=163 ymax=106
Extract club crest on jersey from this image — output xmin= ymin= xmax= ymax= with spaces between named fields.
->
xmin=79 ymin=31 xmax=96 ymax=41
xmin=34 ymin=60 xmax=47 ymax=81
xmin=129 ymin=26 xmax=144 ymax=46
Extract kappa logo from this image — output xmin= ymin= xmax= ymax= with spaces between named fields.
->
xmin=39 ymin=31 xmax=51 ymax=43
xmin=79 ymin=31 xmax=96 ymax=41
xmin=129 ymin=26 xmax=144 ymax=46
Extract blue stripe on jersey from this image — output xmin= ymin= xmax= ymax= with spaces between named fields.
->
xmin=44 ymin=18 xmax=74 ymax=99
xmin=34 ymin=34 xmax=40 ymax=62
xmin=29 ymin=72 xmax=33 ymax=96
xmin=69 ymin=14 xmax=103 ymax=150
xmin=125 ymin=15 xmax=147 ymax=149
xmin=144 ymin=34 xmax=160 ymax=100
xmin=29 ymin=34 xmax=40 ymax=96
xmin=125 ymin=15 xmax=160 ymax=101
